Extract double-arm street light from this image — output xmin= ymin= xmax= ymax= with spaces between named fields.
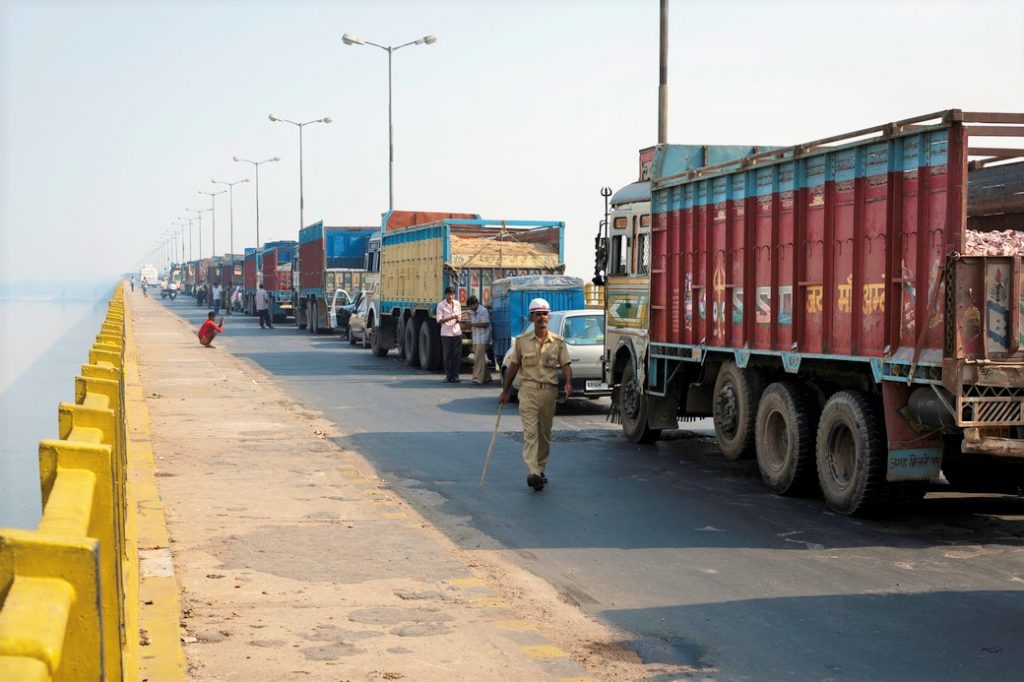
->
xmin=268 ymin=113 xmax=332 ymax=231
xmin=233 ymin=156 xmax=279 ymax=249
xmin=211 ymin=178 xmax=249 ymax=258
xmin=341 ymin=31 xmax=437 ymax=213
xmin=199 ymin=189 xmax=227 ymax=257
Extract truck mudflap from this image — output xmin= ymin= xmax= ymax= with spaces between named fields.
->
xmin=962 ymin=427 xmax=1024 ymax=457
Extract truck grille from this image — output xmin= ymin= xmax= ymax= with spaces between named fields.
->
xmin=958 ymin=385 xmax=1024 ymax=426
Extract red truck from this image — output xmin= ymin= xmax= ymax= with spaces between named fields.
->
xmin=260 ymin=241 xmax=297 ymax=322
xmin=607 ymin=109 xmax=1024 ymax=515
xmin=241 ymin=248 xmax=259 ymax=315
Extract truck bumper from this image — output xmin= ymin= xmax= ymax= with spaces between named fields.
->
xmin=962 ymin=428 xmax=1024 ymax=458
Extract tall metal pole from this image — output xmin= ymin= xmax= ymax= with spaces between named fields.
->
xmin=298 ymin=124 xmax=305 ymax=230
xmin=658 ymin=0 xmax=668 ymax=144
xmin=199 ymin=190 xmax=226 ymax=257
xmin=255 ymin=163 xmax=261 ymax=247
xmin=387 ymin=46 xmax=394 ymax=212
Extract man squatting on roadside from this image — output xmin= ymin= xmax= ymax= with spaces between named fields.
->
xmin=197 ymin=312 xmax=224 ymax=348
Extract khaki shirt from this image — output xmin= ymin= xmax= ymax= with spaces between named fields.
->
xmin=510 ymin=330 xmax=570 ymax=386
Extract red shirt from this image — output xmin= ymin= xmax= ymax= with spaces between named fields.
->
xmin=198 ymin=319 xmax=222 ymax=339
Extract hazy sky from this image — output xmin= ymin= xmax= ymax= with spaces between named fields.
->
xmin=2 ymin=0 xmax=1022 ymax=283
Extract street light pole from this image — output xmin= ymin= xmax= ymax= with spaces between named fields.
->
xmin=199 ymin=189 xmax=227 ymax=258
xmin=233 ymin=156 xmax=280 ymax=249
xmin=342 ymin=31 xmax=437 ymax=213
xmin=268 ymin=114 xmax=332 ymax=232
xmin=211 ymin=178 xmax=250 ymax=258
xmin=186 ymin=207 xmax=210 ymax=261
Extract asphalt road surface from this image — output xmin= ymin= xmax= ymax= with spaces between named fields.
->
xmin=164 ymin=298 xmax=1024 ymax=681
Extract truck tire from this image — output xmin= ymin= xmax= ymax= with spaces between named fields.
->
xmin=619 ymin=362 xmax=661 ymax=444
xmin=404 ymin=318 xmax=421 ymax=367
xmin=395 ymin=317 xmax=406 ymax=359
xmin=418 ymin=319 xmax=442 ymax=371
xmin=296 ymin=302 xmax=307 ymax=330
xmin=713 ymin=362 xmax=763 ymax=460
xmin=309 ymin=301 xmax=319 ymax=334
xmin=755 ymin=382 xmax=819 ymax=496
xmin=815 ymin=390 xmax=901 ymax=515
xmin=370 ymin=318 xmax=388 ymax=357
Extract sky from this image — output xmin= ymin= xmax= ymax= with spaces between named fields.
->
xmin=1 ymin=0 xmax=1022 ymax=285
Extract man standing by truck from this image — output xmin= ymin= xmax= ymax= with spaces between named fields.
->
xmin=465 ymin=296 xmax=492 ymax=384
xmin=499 ymin=298 xmax=572 ymax=492
xmin=436 ymin=287 xmax=462 ymax=382
xmin=256 ymin=283 xmax=274 ymax=329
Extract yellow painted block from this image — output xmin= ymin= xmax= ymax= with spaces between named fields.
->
xmin=522 ymin=645 xmax=569 ymax=659
xmin=494 ymin=619 xmax=537 ymax=632
xmin=0 ymin=655 xmax=50 ymax=681
xmin=35 ymin=468 xmax=96 ymax=538
xmin=0 ymin=576 xmax=74 ymax=671
xmin=0 ymin=529 xmax=106 ymax=680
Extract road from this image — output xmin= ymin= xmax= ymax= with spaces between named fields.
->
xmin=164 ymin=297 xmax=1024 ymax=681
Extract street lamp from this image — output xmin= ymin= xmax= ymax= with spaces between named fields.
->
xmin=180 ymin=215 xmax=196 ymax=262
xmin=199 ymin=189 xmax=227 ymax=257
xmin=342 ymin=31 xmax=437 ymax=213
xmin=233 ymin=156 xmax=279 ymax=249
xmin=268 ymin=113 xmax=332 ymax=231
xmin=186 ymin=207 xmax=211 ymax=261
xmin=211 ymin=178 xmax=249 ymax=258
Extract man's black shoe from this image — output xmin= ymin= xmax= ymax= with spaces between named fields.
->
xmin=527 ymin=474 xmax=544 ymax=491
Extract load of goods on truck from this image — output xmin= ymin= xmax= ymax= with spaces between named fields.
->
xmin=595 ymin=109 xmax=1024 ymax=516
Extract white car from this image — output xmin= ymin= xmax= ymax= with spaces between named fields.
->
xmin=500 ymin=309 xmax=610 ymax=401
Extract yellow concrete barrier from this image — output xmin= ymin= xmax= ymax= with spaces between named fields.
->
xmin=0 ymin=284 xmax=182 ymax=681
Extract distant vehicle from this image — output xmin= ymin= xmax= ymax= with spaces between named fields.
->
xmin=261 ymin=241 xmax=297 ymax=322
xmin=140 ymin=264 xmax=158 ymax=287
xmin=500 ymin=309 xmax=610 ymax=402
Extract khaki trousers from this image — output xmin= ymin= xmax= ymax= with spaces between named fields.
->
xmin=518 ymin=384 xmax=556 ymax=476
xmin=472 ymin=343 xmax=492 ymax=384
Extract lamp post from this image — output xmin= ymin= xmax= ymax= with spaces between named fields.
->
xmin=211 ymin=178 xmax=249 ymax=259
xmin=342 ymin=31 xmax=437 ymax=213
xmin=268 ymin=114 xmax=332 ymax=231
xmin=180 ymin=215 xmax=195 ymax=262
xmin=186 ymin=207 xmax=210 ymax=261
xmin=233 ymin=156 xmax=279 ymax=249
xmin=199 ymin=189 xmax=227 ymax=258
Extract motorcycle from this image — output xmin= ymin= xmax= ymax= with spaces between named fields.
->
xmin=168 ymin=288 xmax=178 ymax=300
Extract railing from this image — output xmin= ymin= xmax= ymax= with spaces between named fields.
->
xmin=0 ymin=286 xmax=139 ymax=680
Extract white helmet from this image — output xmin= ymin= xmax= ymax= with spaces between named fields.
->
xmin=528 ymin=297 xmax=551 ymax=313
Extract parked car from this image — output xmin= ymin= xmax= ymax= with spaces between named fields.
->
xmin=346 ymin=290 xmax=372 ymax=348
xmin=500 ymin=309 xmax=611 ymax=402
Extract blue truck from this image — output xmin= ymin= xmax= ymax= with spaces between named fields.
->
xmin=490 ymin=275 xmax=586 ymax=361
xmin=294 ymin=221 xmax=377 ymax=334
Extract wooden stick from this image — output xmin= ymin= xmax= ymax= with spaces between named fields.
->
xmin=480 ymin=402 xmax=506 ymax=487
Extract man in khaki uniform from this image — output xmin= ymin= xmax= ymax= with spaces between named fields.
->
xmin=499 ymin=298 xmax=572 ymax=491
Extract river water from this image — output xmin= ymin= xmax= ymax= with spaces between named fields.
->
xmin=0 ymin=292 xmax=115 ymax=528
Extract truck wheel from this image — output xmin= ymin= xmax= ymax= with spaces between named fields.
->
xmin=619 ymin=362 xmax=661 ymax=444
xmin=418 ymin=319 xmax=442 ymax=370
xmin=309 ymin=302 xmax=319 ymax=334
xmin=815 ymin=390 xmax=891 ymax=515
xmin=296 ymin=302 xmax=307 ymax=329
xmin=713 ymin=362 xmax=763 ymax=460
xmin=404 ymin=318 xmax=421 ymax=367
xmin=370 ymin=319 xmax=388 ymax=357
xmin=755 ymin=382 xmax=819 ymax=496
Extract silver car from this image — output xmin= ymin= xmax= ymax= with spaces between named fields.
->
xmin=500 ymin=310 xmax=610 ymax=400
